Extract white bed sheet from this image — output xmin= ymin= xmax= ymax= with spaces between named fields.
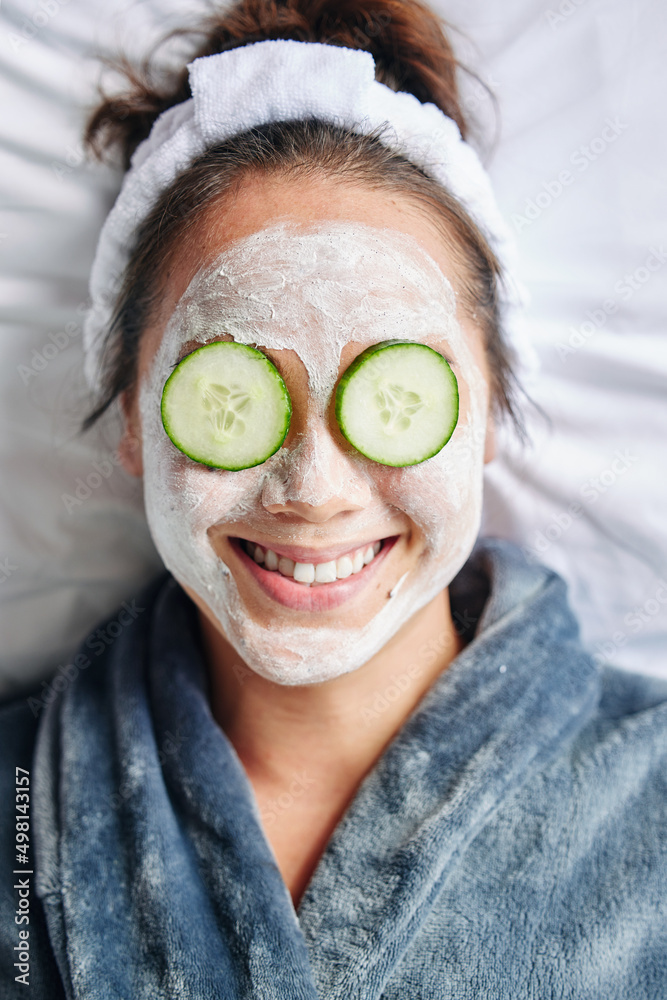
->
xmin=0 ymin=0 xmax=665 ymax=695
xmin=447 ymin=0 xmax=667 ymax=675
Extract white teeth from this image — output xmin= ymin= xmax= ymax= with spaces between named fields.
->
xmin=336 ymin=555 xmax=353 ymax=579
xmin=264 ymin=548 xmax=279 ymax=571
xmin=315 ymin=560 xmax=338 ymax=583
xmin=293 ymin=562 xmax=315 ymax=584
xmin=242 ymin=538 xmax=386 ymax=585
xmin=278 ymin=556 xmax=295 ymax=577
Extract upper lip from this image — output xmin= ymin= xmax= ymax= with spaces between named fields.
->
xmin=232 ymin=535 xmax=395 ymax=564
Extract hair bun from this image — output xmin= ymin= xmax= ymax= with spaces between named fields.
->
xmin=86 ymin=0 xmax=470 ymax=168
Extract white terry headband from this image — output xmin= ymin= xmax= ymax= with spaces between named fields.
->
xmin=83 ymin=38 xmax=536 ymax=395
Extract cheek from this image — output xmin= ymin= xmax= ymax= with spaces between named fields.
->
xmin=145 ymin=448 xmax=262 ymax=533
xmin=378 ymin=445 xmax=481 ymax=539
xmin=138 ymin=365 xmax=265 ymax=567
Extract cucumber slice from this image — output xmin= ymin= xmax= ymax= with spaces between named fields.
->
xmin=161 ymin=341 xmax=291 ymax=470
xmin=335 ymin=340 xmax=459 ymax=467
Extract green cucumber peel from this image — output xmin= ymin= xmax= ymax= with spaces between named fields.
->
xmin=334 ymin=340 xmax=459 ymax=467
xmin=161 ymin=341 xmax=292 ymax=471
xmin=161 ymin=338 xmax=458 ymax=471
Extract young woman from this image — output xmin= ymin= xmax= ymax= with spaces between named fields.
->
xmin=1 ymin=2 xmax=665 ymax=997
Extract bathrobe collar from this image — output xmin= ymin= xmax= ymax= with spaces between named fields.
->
xmin=33 ymin=538 xmax=599 ymax=999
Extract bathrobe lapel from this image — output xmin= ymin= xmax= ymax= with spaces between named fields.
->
xmin=35 ymin=574 xmax=318 ymax=1000
xmin=33 ymin=540 xmax=599 ymax=999
xmin=296 ymin=542 xmax=600 ymax=998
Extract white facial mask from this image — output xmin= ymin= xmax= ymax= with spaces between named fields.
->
xmin=138 ymin=222 xmax=488 ymax=685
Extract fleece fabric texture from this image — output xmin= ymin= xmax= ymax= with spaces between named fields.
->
xmin=0 ymin=537 xmax=666 ymax=999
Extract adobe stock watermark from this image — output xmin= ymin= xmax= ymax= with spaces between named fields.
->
xmin=555 ymin=246 xmax=667 ymax=361
xmin=6 ymin=0 xmax=71 ymax=54
xmin=108 ymin=727 xmax=190 ymax=810
xmin=259 ymin=771 xmax=317 ymax=828
xmin=511 ymin=116 xmax=628 ymax=232
xmin=26 ymin=598 xmax=145 ymax=717
xmin=360 ymin=617 xmax=477 ymax=726
xmin=18 ymin=276 xmax=125 ymax=386
xmin=522 ymin=448 xmax=639 ymax=562
xmin=50 ymin=140 xmax=93 ymax=182
xmin=592 ymin=578 xmax=667 ymax=666
xmin=545 ymin=0 xmax=589 ymax=29
xmin=460 ymin=75 xmax=501 ymax=117
xmin=225 ymin=659 xmax=258 ymax=686
xmin=61 ymin=450 xmax=125 ymax=513
xmin=17 ymin=302 xmax=88 ymax=385
xmin=0 ymin=556 xmax=18 ymax=584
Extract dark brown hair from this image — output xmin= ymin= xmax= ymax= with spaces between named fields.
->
xmin=83 ymin=0 xmax=529 ymax=437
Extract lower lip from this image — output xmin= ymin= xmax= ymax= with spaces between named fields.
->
xmin=228 ymin=536 xmax=399 ymax=612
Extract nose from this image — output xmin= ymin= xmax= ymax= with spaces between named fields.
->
xmin=261 ymin=419 xmax=373 ymax=522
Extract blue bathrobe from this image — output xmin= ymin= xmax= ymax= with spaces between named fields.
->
xmin=1 ymin=538 xmax=666 ymax=998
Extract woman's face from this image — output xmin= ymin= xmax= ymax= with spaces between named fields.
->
xmin=122 ymin=175 xmax=495 ymax=685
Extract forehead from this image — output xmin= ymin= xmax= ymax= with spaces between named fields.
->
xmin=158 ymin=221 xmax=466 ymax=402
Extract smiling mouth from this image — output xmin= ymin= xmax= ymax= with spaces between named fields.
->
xmin=233 ymin=536 xmax=391 ymax=586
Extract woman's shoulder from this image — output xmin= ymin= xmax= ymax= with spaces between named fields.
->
xmin=580 ymin=662 xmax=667 ymax=784
xmin=596 ymin=662 xmax=667 ymax=720
xmin=559 ymin=662 xmax=667 ymax=796
xmin=539 ymin=663 xmax=667 ymax=861
xmin=451 ymin=661 xmax=667 ymax=996
xmin=585 ymin=662 xmax=667 ymax=758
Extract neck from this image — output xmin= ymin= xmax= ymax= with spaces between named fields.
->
xmin=199 ymin=590 xmax=464 ymax=797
